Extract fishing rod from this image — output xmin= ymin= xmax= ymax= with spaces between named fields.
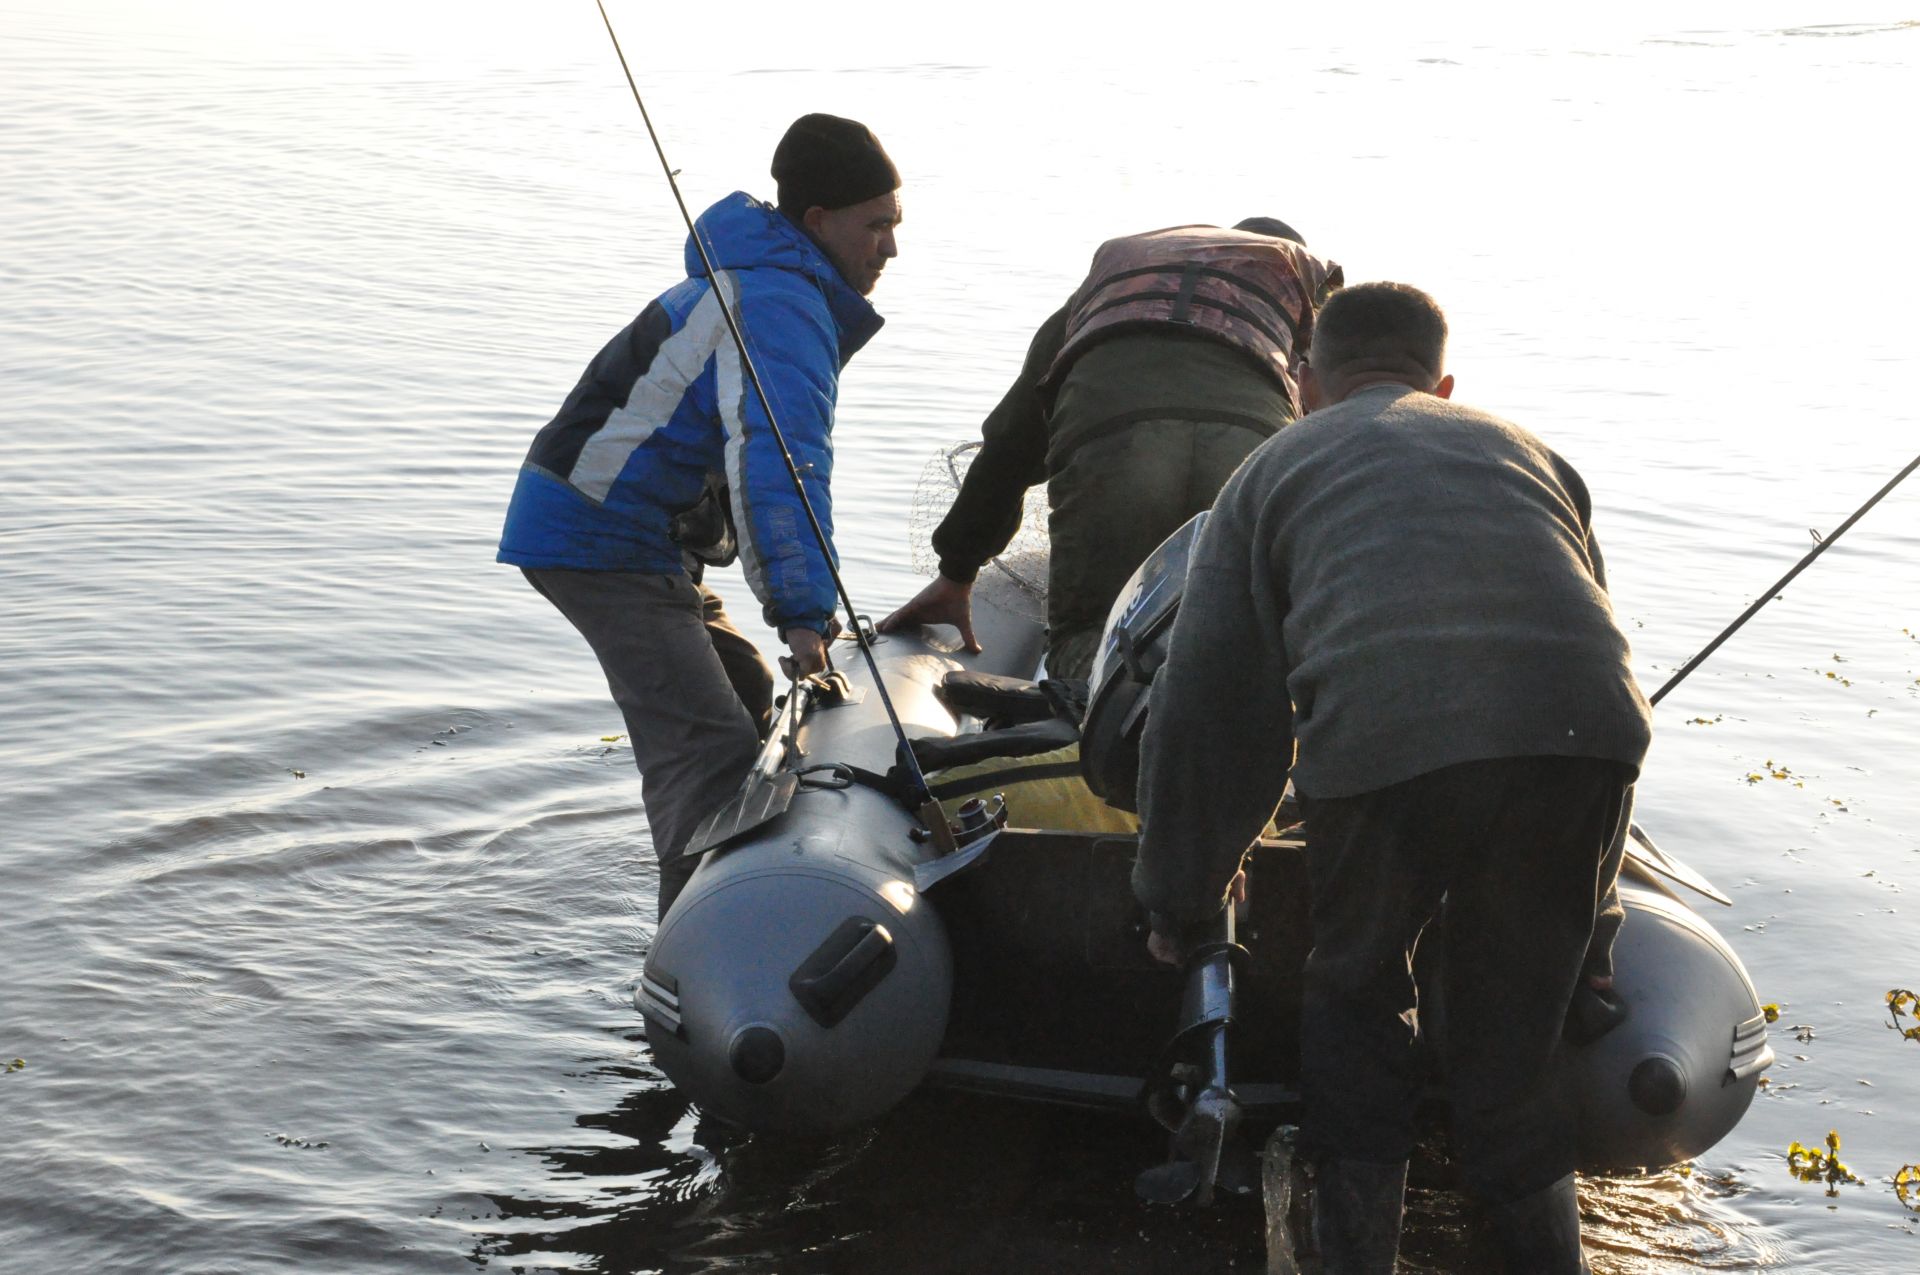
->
xmin=590 ymin=0 xmax=935 ymax=808
xmin=1649 ymin=451 xmax=1920 ymax=706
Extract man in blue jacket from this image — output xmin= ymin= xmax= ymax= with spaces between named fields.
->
xmin=498 ymin=114 xmax=902 ymax=916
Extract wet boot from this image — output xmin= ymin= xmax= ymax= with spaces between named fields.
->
xmin=1310 ymin=1157 xmax=1407 ymax=1274
xmin=1481 ymin=1172 xmax=1589 ymax=1274
xmin=1562 ymin=984 xmax=1629 ymax=1046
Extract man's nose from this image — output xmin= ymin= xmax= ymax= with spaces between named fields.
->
xmin=879 ymin=229 xmax=898 ymax=259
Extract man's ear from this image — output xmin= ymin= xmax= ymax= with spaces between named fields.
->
xmin=801 ymin=205 xmax=827 ymax=234
xmin=1432 ymin=373 xmax=1455 ymax=400
xmin=1299 ymin=362 xmax=1326 ymax=413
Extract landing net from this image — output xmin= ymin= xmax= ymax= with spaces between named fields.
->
xmin=907 ymin=441 xmax=1051 ymax=622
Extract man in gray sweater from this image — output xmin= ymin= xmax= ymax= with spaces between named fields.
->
xmin=1131 ymin=282 xmax=1650 ymax=1274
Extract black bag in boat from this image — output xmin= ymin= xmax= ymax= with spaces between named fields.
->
xmin=936 ymin=671 xmax=1090 ymax=729
xmin=1080 ymin=511 xmax=1209 ymax=812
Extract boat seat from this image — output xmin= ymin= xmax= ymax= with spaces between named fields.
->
xmin=937 ymin=671 xmax=1089 ymax=730
xmin=905 ymin=717 xmax=1081 ymax=773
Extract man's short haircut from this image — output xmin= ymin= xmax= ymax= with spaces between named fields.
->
xmin=1310 ymin=282 xmax=1448 ymax=384
xmin=1233 ymin=215 xmax=1305 ymax=245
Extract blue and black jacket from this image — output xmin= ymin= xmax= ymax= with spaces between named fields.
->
xmin=498 ymin=192 xmax=882 ymax=635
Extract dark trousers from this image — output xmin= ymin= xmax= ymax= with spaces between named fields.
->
xmin=523 ymin=568 xmax=774 ymax=917
xmin=1296 ymin=755 xmax=1632 ymax=1203
xmin=1044 ymin=418 xmax=1273 ymax=678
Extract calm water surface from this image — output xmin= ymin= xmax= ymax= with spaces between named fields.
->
xmin=2 ymin=3 xmax=1917 ymax=1271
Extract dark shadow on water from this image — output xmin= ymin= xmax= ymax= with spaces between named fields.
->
xmin=472 ymin=1081 xmax=1581 ymax=1274
xmin=475 ymin=1086 xmax=1289 ymax=1274
xmin=475 ymin=1083 xmax=1762 ymax=1273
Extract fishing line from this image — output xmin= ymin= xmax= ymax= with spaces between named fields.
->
xmin=590 ymin=0 xmax=934 ymax=806
xmin=1650 ymin=451 xmax=1920 ymax=706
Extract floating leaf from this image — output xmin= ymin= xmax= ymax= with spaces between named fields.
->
xmin=1785 ymin=1129 xmax=1860 ymax=1195
xmin=1897 ymin=1164 xmax=1919 ymax=1212
xmin=600 ymin=734 xmax=626 ymax=743
xmin=1762 ymin=1003 xmax=1781 ymax=1023
xmin=1888 ymin=989 xmax=1920 ymax=1042
xmin=268 ymin=1132 xmax=328 ymax=1150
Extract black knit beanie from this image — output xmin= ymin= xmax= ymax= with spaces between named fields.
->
xmin=771 ymin=114 xmax=899 ymax=216
xmin=1234 ymin=216 xmax=1305 ymax=246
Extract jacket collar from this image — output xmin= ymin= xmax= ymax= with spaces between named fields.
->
xmin=687 ymin=191 xmax=884 ymax=362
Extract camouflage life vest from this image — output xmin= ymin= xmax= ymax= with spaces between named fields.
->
xmin=1047 ymin=226 xmax=1342 ymax=413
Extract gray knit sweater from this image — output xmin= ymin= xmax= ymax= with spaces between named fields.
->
xmin=1133 ymin=384 xmax=1652 ymax=925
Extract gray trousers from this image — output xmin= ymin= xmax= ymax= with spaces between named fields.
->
xmin=523 ymin=568 xmax=774 ymax=917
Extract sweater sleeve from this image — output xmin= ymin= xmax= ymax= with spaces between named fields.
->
xmin=1132 ymin=469 xmax=1297 ymax=926
xmin=928 ymin=304 xmax=1069 ymax=582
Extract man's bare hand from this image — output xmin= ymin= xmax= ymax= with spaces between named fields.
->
xmin=1145 ymin=871 xmax=1247 ymax=966
xmin=1146 ymin=929 xmax=1184 ymax=966
xmin=877 ymin=574 xmax=980 ymax=654
xmin=779 ymin=627 xmax=828 ymax=681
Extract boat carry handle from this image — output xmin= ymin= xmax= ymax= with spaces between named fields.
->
xmin=789 ymin=917 xmax=898 ymax=1029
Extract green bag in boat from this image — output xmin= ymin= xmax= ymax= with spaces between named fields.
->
xmin=925 ymin=742 xmax=1138 ymax=835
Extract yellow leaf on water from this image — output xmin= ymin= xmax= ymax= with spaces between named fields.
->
xmin=1896 ymin=1164 xmax=1919 ymax=1212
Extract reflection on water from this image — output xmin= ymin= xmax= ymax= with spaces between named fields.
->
xmin=4 ymin=1 xmax=1919 ymax=1271
xmin=480 ymin=1094 xmax=1793 ymax=1273
xmin=480 ymin=1088 xmax=1274 ymax=1274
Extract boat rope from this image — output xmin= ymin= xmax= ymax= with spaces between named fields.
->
xmin=591 ymin=0 xmax=934 ymax=806
xmin=1650 ymin=451 xmax=1920 ymax=706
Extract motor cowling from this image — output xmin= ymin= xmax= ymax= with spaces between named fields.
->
xmin=1080 ymin=512 xmax=1209 ymax=812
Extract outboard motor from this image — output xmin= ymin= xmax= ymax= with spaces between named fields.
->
xmin=1081 ymin=512 xmax=1209 ymax=811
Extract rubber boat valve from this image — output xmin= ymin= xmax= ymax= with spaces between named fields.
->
xmin=1135 ymin=907 xmax=1257 ymax=1206
xmin=1628 ymin=1053 xmax=1689 ymax=1117
xmin=729 ymin=1025 xmax=787 ymax=1085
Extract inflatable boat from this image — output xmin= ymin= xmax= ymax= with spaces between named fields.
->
xmin=635 ymin=519 xmax=1772 ymax=1185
